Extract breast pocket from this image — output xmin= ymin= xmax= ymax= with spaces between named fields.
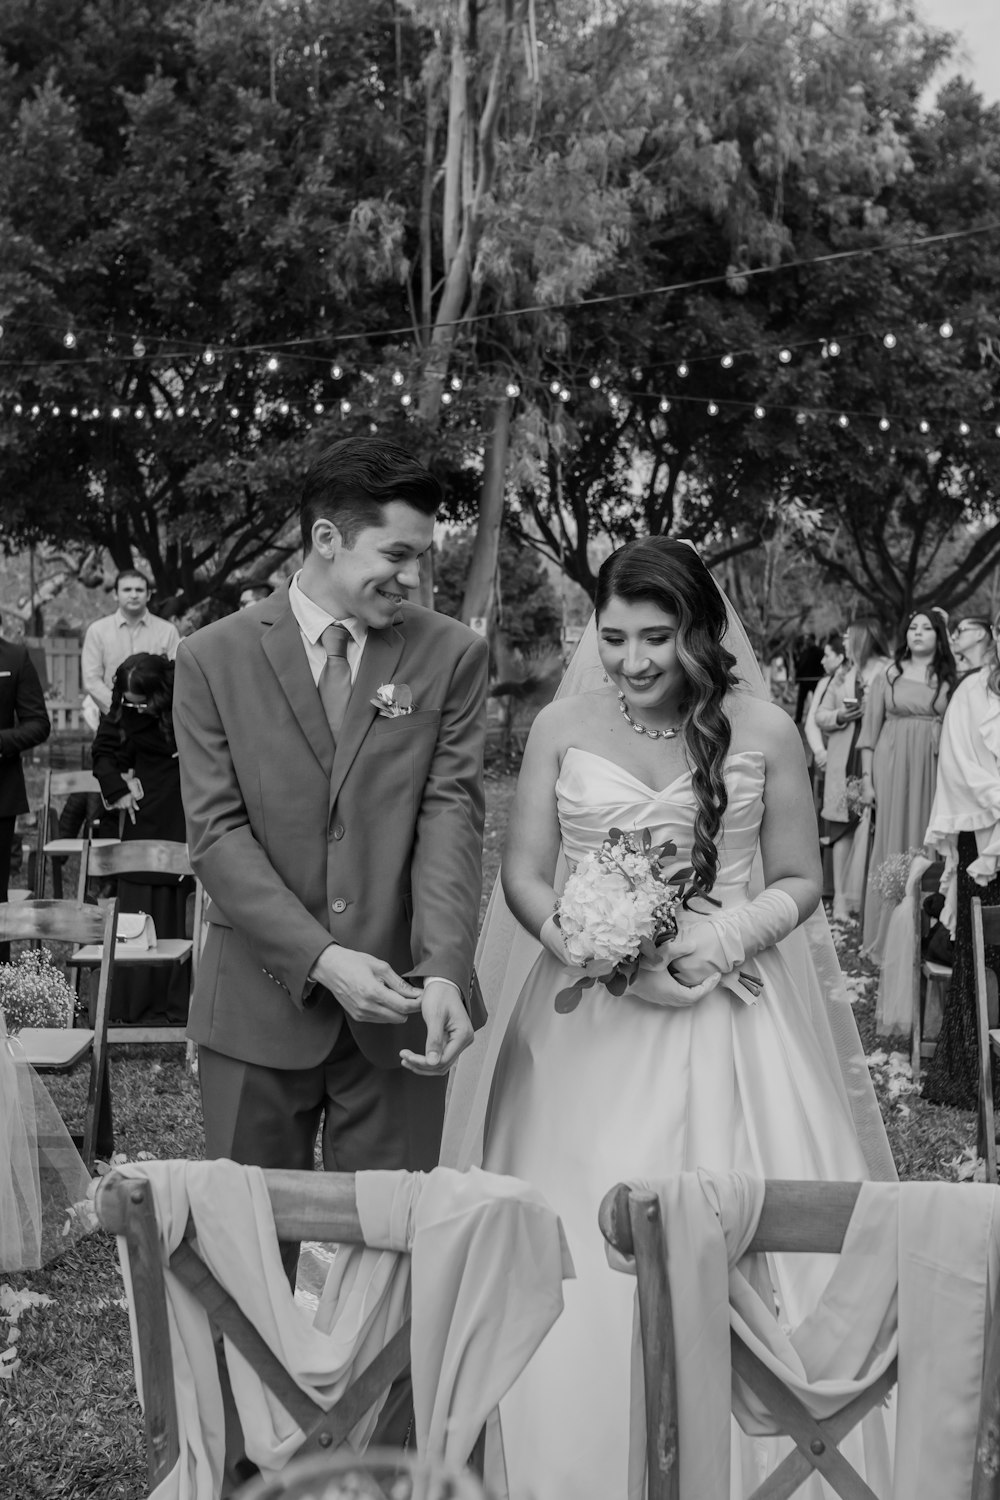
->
xmin=371 ymin=708 xmax=441 ymax=741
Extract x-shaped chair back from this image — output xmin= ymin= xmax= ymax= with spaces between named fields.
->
xmin=599 ymin=1178 xmax=1000 ymax=1500
xmin=96 ymin=1169 xmax=488 ymax=1493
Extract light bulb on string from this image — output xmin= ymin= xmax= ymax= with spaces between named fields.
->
xmin=959 ymin=421 xmax=970 ymax=436
xmin=549 ymin=380 xmax=561 ymax=395
xmin=203 ymin=347 xmax=216 ymax=365
xmin=940 ymin=322 xmax=954 ymax=339
xmin=658 ymin=397 xmax=671 ymax=413
xmin=505 ymin=382 xmax=520 ymax=398
xmin=278 ymin=401 xmax=290 ymax=415
xmin=401 ymin=393 xmax=412 ymax=407
xmin=267 ymin=357 xmax=279 ymax=373
xmin=314 ymin=402 xmax=324 ymax=415
xmin=754 ymin=405 xmax=765 ymax=419
xmin=31 ymin=405 xmax=40 ymax=417
xmin=883 ymin=333 xmax=897 ymax=349
xmin=111 ymin=407 xmax=121 ymax=420
xmin=608 ymin=392 xmax=620 ymax=410
xmin=90 ymin=407 xmax=100 ymax=419
xmin=796 ymin=411 xmax=807 ymax=425
xmin=559 ymin=388 xmax=570 ymax=402
xmin=63 ymin=331 xmax=76 ymax=349
xmin=230 ymin=406 xmax=240 ymax=418
xmin=134 ymin=406 xmax=145 ymax=420
xmin=52 ymin=406 xmax=60 ymax=417
xmin=589 ymin=373 xmax=601 ymax=389
xmin=919 ymin=419 xmax=930 ymax=434
xmin=879 ymin=417 xmax=890 ymax=432
xmin=253 ymin=405 xmax=264 ymax=420
xmin=450 ymin=376 xmax=462 ymax=391
xmin=441 ymin=391 xmax=452 ymax=405
xmin=677 ymin=362 xmax=689 ymax=378
xmin=369 ymin=422 xmax=378 ymax=434
xmin=133 ymin=339 xmax=145 ymax=357
xmin=707 ymin=401 xmax=718 ymax=416
xmin=70 ymin=407 xmax=78 ymax=417
xmin=13 ymin=404 xmax=22 ymax=416
xmin=391 ymin=370 xmax=404 ymax=387
xmin=776 ymin=349 xmax=791 ymax=364
xmin=331 ymin=363 xmax=343 ymax=379
xmin=837 ymin=414 xmax=849 ymax=428
xmin=721 ymin=354 xmax=734 ymax=369
xmin=995 ymin=425 xmax=1000 ymax=438
xmin=828 ymin=341 xmax=841 ymax=357
xmin=176 ymin=406 xmax=185 ymax=417
xmin=340 ymin=399 xmax=352 ymax=414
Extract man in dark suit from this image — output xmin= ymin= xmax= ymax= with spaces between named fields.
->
xmin=173 ymin=437 xmax=489 ymax=1189
xmin=0 ymin=619 xmax=51 ymax=959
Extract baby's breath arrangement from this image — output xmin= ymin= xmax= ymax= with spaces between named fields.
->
xmin=0 ymin=948 xmax=76 ymax=1034
xmin=870 ymin=848 xmax=925 ymax=908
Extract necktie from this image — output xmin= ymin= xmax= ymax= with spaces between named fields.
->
xmin=318 ymin=623 xmax=353 ymax=741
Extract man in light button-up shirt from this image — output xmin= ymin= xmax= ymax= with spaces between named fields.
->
xmin=81 ymin=570 xmax=180 ymax=714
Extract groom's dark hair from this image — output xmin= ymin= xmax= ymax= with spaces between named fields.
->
xmin=301 ymin=437 xmax=442 ymax=552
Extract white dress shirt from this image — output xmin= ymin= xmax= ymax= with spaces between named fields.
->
xmin=81 ymin=608 xmax=181 ymax=713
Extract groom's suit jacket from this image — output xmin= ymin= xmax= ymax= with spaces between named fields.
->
xmin=173 ymin=586 xmax=489 ymax=1071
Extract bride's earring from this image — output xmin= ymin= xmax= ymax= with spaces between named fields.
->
xmin=602 ymin=671 xmax=609 ymax=683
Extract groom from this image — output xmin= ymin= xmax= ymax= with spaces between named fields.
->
xmin=173 ymin=436 xmax=489 ymax=1187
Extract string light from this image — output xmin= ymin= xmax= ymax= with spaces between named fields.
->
xmin=401 ymin=393 xmax=412 ymax=407
xmin=919 ymin=419 xmax=930 ymax=433
xmin=753 ymin=405 xmax=765 ymax=419
xmin=959 ymin=421 xmax=970 ymax=436
xmin=589 ymin=373 xmax=601 ymax=389
xmin=721 ymin=354 xmax=734 ymax=369
xmin=313 ymin=402 xmax=324 ymax=415
xmin=940 ymin=322 xmax=953 ymax=338
xmin=176 ymin=406 xmax=185 ymax=417
xmin=266 ymin=357 xmax=279 ymax=373
xmin=778 ymin=349 xmax=792 ymax=364
xmin=828 ymin=341 xmax=841 ymax=357
xmin=111 ymin=407 xmax=121 ymax=419
xmin=441 ymin=391 xmax=452 ymax=405
xmin=837 ymin=414 xmax=849 ymax=428
xmin=707 ymin=401 xmax=718 ymax=416
xmin=340 ymin=399 xmax=351 ymax=414
xmin=505 ymin=382 xmax=520 ymax=398
xmin=677 ymin=363 xmax=689 ymax=378
xmin=879 ymin=417 xmax=891 ymax=432
xmin=883 ymin=333 xmax=897 ymax=349
xmin=450 ymin=375 xmax=462 ymax=391
xmin=391 ymin=369 xmax=404 ymax=386
xmin=796 ymin=411 xmax=807 ymax=425
xmin=559 ymin=388 xmax=570 ymax=402
xmin=133 ymin=339 xmax=145 ymax=357
xmin=230 ymin=405 xmax=240 ymax=418
xmin=549 ymin=379 xmax=560 ymax=394
xmin=202 ymin=347 xmax=216 ymax=365
xmin=62 ymin=332 xmax=76 ymax=349
xmin=658 ymin=397 xmax=671 ymax=412
xmin=331 ymin=363 xmax=343 ymax=379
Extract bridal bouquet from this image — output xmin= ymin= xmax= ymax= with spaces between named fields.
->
xmin=553 ymin=827 xmax=696 ymax=1013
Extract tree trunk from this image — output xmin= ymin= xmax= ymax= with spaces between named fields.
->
xmin=460 ymin=396 xmax=511 ymax=634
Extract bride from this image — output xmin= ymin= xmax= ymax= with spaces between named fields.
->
xmin=443 ymin=538 xmax=895 ymax=1498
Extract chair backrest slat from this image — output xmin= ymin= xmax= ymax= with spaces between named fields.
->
xmin=85 ymin=839 xmax=193 ymax=879
xmin=0 ymin=898 xmax=109 ymax=944
xmin=264 ymin=1169 xmax=364 ymax=1241
xmin=980 ymin=904 xmax=1000 ymax=950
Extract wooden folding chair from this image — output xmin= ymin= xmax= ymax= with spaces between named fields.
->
xmin=599 ymin=1177 xmax=1000 ymax=1500
xmin=910 ymin=858 xmax=948 ymax=1083
xmin=69 ymin=838 xmax=204 ymax=1047
xmin=33 ymin=769 xmax=120 ymax=898
xmin=95 ymin=1169 xmax=488 ymax=1493
xmin=2 ymin=898 xmax=119 ymax=1172
xmin=973 ymin=898 xmax=1000 ymax=1185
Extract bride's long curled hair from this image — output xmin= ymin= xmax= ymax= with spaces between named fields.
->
xmin=595 ymin=538 xmax=739 ymax=893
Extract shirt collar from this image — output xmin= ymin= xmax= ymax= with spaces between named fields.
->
xmin=288 ymin=571 xmax=366 ymax=650
xmin=115 ymin=608 xmax=149 ymax=629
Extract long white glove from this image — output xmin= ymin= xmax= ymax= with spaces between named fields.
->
xmin=630 ymin=888 xmax=800 ymax=1009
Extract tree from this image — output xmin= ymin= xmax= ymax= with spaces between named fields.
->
xmin=435 ymin=526 xmax=560 ymax=655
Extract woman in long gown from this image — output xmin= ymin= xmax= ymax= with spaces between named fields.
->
xmin=444 ymin=539 xmax=895 ymax=1499
xmin=858 ymin=612 xmax=956 ymax=961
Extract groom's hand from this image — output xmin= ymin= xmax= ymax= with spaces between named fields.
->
xmin=309 ymin=945 xmax=422 ymax=1023
xmin=400 ymin=980 xmax=474 ymax=1076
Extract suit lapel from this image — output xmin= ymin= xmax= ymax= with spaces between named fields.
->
xmin=260 ymin=599 xmax=335 ymax=778
xmin=328 ymin=623 xmax=405 ymax=810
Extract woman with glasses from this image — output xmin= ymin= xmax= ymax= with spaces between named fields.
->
xmin=92 ymin=652 xmax=193 ymax=1025
xmin=950 ymin=616 xmax=996 ymax=676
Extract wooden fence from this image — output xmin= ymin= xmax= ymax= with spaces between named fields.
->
xmin=26 ymin=635 xmax=84 ymax=731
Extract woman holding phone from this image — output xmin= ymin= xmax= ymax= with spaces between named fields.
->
xmin=815 ymin=618 xmax=891 ymax=920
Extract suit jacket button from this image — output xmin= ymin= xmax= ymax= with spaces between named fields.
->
xmin=331 ymin=823 xmax=345 ymax=840
xmin=331 ymin=898 xmax=347 ymax=913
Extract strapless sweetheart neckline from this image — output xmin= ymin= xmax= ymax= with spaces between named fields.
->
xmin=558 ymin=744 xmax=765 ymax=798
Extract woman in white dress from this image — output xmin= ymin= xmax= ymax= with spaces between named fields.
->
xmin=444 ymin=539 xmax=894 ymax=1499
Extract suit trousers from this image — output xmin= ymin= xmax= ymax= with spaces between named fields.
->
xmin=199 ymin=1018 xmax=449 ymax=1469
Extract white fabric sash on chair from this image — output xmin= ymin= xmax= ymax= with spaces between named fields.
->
xmin=610 ymin=1169 xmax=1000 ymax=1500
xmin=101 ymin=1160 xmax=573 ymax=1500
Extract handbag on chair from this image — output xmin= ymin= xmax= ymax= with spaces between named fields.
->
xmin=115 ymin=912 xmax=156 ymax=950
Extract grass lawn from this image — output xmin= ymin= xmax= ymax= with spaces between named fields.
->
xmin=0 ymin=768 xmax=976 ymax=1499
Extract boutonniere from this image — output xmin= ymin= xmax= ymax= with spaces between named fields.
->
xmin=371 ymin=683 xmax=414 ymax=718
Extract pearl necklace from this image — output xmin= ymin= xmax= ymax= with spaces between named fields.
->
xmin=617 ymin=691 xmax=682 ymax=740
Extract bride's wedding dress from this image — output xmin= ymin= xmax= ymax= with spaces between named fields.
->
xmin=478 ymin=746 xmax=892 ymax=1499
